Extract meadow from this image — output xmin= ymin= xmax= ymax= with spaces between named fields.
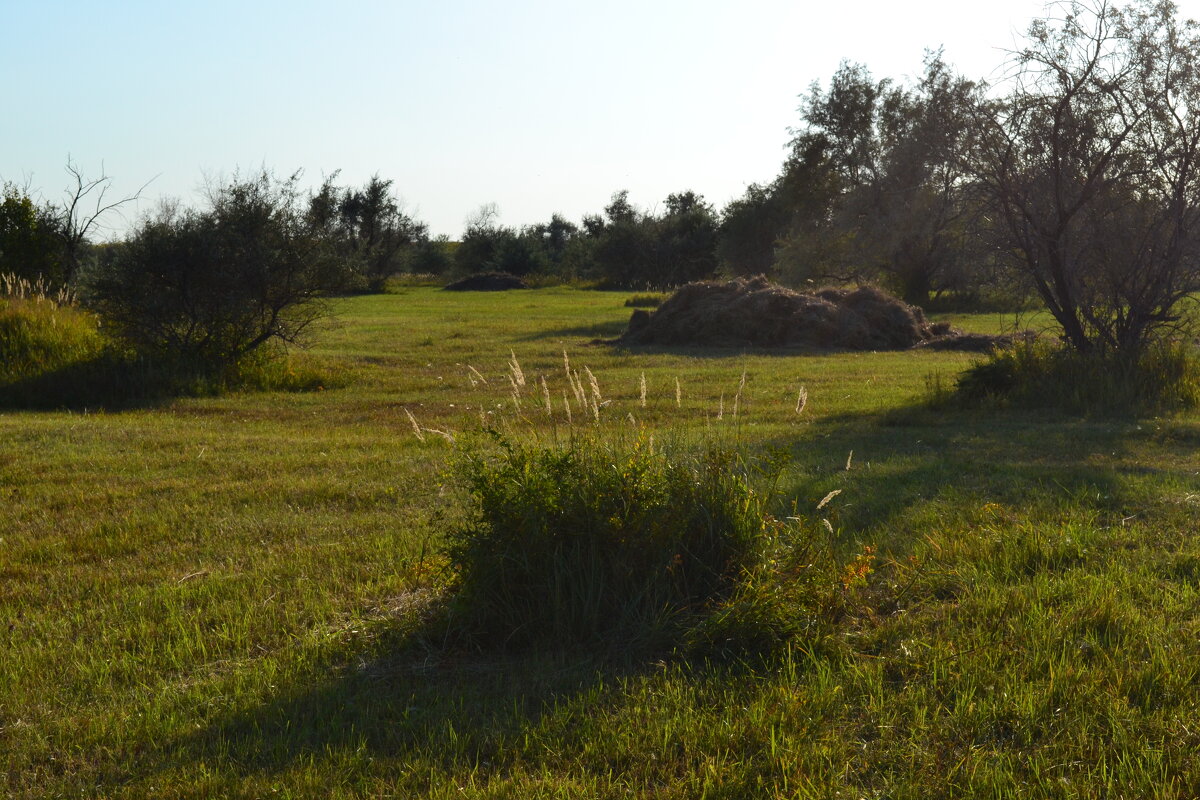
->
xmin=3 ymin=286 xmax=1200 ymax=798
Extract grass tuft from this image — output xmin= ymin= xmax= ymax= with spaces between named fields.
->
xmin=953 ymin=339 xmax=1200 ymax=416
xmin=443 ymin=431 xmax=829 ymax=655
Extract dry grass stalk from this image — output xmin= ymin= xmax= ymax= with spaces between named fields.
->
xmin=732 ymin=369 xmax=747 ymax=419
xmin=563 ymin=391 xmax=572 ymax=424
xmin=717 ymin=393 xmax=724 ymax=420
xmin=675 ymin=376 xmax=682 ymax=408
xmin=584 ymin=366 xmax=602 ymax=403
xmin=845 ymin=450 xmax=854 ymax=471
xmin=466 ymin=364 xmax=488 ymax=386
xmin=404 ymin=408 xmax=426 ymax=442
xmin=639 ymin=372 xmax=647 ymax=408
xmin=541 ymin=375 xmax=552 ymax=416
xmin=816 ymin=489 xmax=842 ymax=510
xmin=0 ymin=272 xmax=75 ymax=305
xmin=508 ymin=349 xmax=526 ymax=389
xmin=591 ymin=393 xmax=600 ymax=422
xmin=424 ymin=427 xmax=454 ymax=442
xmin=796 ymin=386 xmax=808 ymax=415
xmin=821 ymin=518 xmax=835 ymax=535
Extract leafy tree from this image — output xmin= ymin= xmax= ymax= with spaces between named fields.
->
xmin=453 ymin=204 xmax=544 ymax=276
xmin=309 ymin=173 xmax=427 ymax=290
xmin=90 ymin=171 xmax=347 ymax=368
xmin=657 ymin=191 xmax=719 ymax=286
xmin=0 ymin=184 xmax=64 ymax=284
xmin=776 ymin=56 xmax=987 ymax=305
xmin=971 ymin=0 xmax=1200 ymax=352
xmin=717 ymin=183 xmax=789 ymax=277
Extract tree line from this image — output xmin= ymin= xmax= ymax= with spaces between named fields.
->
xmin=2 ymin=0 xmax=1198 ymax=363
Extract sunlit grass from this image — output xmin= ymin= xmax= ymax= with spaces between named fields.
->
xmin=3 ymin=287 xmax=1199 ymax=797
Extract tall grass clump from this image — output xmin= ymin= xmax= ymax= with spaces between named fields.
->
xmin=0 ymin=276 xmax=105 ymax=384
xmin=445 ymin=432 xmax=828 ymax=654
xmin=954 ymin=338 xmax=1200 ymax=416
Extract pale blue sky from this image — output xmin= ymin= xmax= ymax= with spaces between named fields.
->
xmin=6 ymin=0 xmax=1195 ymax=238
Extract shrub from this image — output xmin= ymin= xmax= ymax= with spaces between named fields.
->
xmin=444 ymin=432 xmax=830 ymax=655
xmin=955 ymin=339 xmax=1200 ymax=416
xmin=0 ymin=297 xmax=105 ymax=383
xmin=88 ymin=171 xmax=348 ymax=372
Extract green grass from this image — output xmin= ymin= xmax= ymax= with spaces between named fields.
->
xmin=3 ymin=287 xmax=1200 ymax=797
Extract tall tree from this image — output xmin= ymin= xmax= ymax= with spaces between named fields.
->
xmin=971 ymin=0 xmax=1200 ymax=352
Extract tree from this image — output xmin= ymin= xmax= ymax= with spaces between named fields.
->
xmin=54 ymin=159 xmax=145 ymax=285
xmin=308 ymin=173 xmax=427 ymax=290
xmin=657 ymin=191 xmax=719 ymax=286
xmin=852 ymin=52 xmax=984 ymax=304
xmin=0 ymin=183 xmax=64 ymax=284
xmin=453 ymin=204 xmax=543 ymax=276
xmin=971 ymin=0 xmax=1200 ymax=352
xmin=90 ymin=171 xmax=347 ymax=368
xmin=779 ymin=56 xmax=984 ymax=304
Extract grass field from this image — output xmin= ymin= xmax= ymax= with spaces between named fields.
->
xmin=3 ymin=287 xmax=1200 ymax=798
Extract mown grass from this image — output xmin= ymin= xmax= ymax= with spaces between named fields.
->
xmin=2 ymin=287 xmax=1199 ymax=797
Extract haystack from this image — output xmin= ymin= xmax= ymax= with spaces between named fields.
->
xmin=617 ymin=275 xmax=1014 ymax=351
xmin=443 ymin=272 xmax=528 ymax=291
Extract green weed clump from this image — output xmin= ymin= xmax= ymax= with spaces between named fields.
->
xmin=0 ymin=297 xmax=106 ymax=383
xmin=954 ymin=339 xmax=1200 ymax=416
xmin=445 ymin=432 xmax=831 ymax=655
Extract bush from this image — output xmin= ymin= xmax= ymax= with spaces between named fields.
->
xmin=955 ymin=339 xmax=1200 ymax=416
xmin=444 ymin=432 xmax=830 ymax=655
xmin=0 ymin=297 xmax=105 ymax=383
xmin=88 ymin=171 xmax=348 ymax=372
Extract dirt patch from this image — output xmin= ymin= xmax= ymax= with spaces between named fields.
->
xmin=616 ymin=275 xmax=1020 ymax=352
xmin=443 ymin=272 xmax=529 ymax=291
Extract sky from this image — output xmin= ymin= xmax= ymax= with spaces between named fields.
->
xmin=5 ymin=0 xmax=1199 ymax=239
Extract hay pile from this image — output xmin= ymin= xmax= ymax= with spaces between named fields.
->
xmin=444 ymin=272 xmax=528 ymax=291
xmin=618 ymin=276 xmax=1013 ymax=351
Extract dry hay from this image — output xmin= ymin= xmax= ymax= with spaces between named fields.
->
xmin=444 ymin=272 xmax=529 ymax=292
xmin=618 ymin=275 xmax=1018 ymax=352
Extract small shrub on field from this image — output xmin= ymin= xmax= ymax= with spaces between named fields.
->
xmin=0 ymin=297 xmax=106 ymax=383
xmin=624 ymin=294 xmax=665 ymax=308
xmin=444 ymin=432 xmax=835 ymax=655
xmin=954 ymin=339 xmax=1200 ymax=416
xmin=1 ymin=273 xmax=103 ymax=387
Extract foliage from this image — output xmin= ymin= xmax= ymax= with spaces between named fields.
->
xmin=0 ymin=296 xmax=104 ymax=384
xmin=778 ymin=55 xmax=984 ymax=304
xmin=445 ymin=432 xmax=814 ymax=652
xmin=88 ymin=171 xmax=348 ymax=370
xmin=970 ymin=0 xmax=1200 ymax=353
xmin=308 ymin=173 xmax=428 ymax=290
xmin=955 ymin=338 xmax=1200 ymax=415
xmin=578 ymin=190 xmax=721 ymax=289
xmin=0 ymin=183 xmax=65 ymax=285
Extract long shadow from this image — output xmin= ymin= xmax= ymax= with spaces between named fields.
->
xmin=762 ymin=403 xmax=1183 ymax=553
xmin=515 ymin=319 xmax=630 ymax=341
xmin=150 ymin=613 xmax=649 ymax=781
xmin=0 ymin=357 xmax=175 ymax=411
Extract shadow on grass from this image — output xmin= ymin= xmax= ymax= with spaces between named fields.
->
xmin=516 ymin=319 xmax=630 ymax=342
xmin=0 ymin=356 xmax=176 ymax=411
xmin=0 ymin=352 xmax=334 ymax=411
xmin=157 ymin=609 xmax=645 ymax=780
xmin=767 ymin=403 xmax=1170 ymax=554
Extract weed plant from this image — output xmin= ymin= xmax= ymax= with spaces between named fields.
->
xmin=954 ymin=338 xmax=1200 ymax=416
xmin=0 ymin=296 xmax=106 ymax=382
xmin=446 ymin=431 xmax=831 ymax=654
